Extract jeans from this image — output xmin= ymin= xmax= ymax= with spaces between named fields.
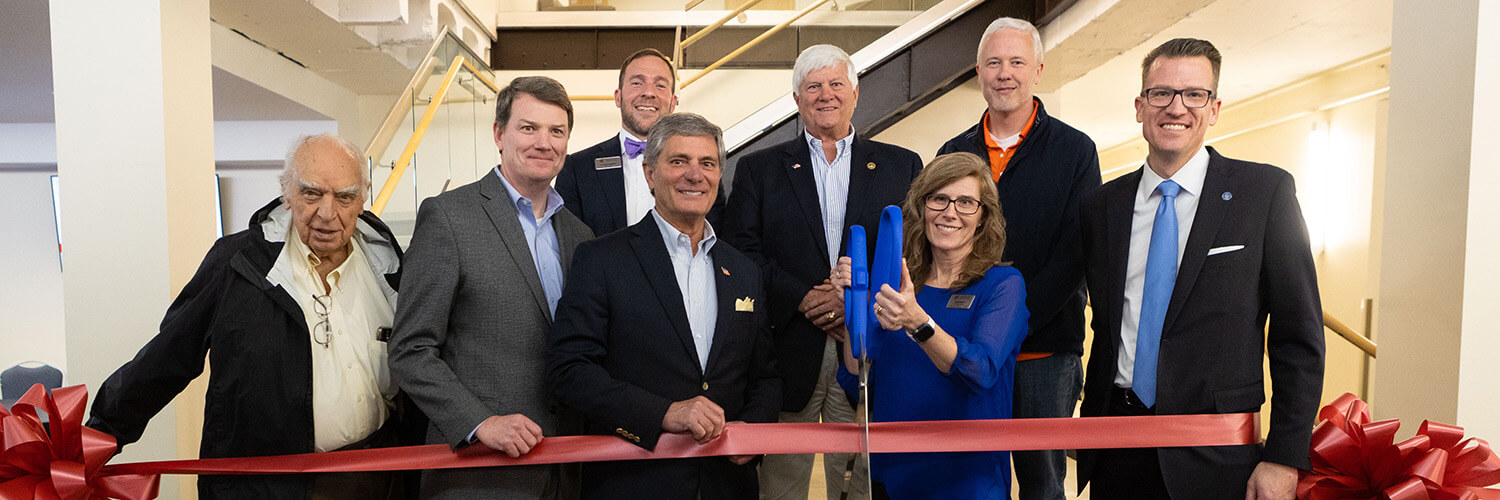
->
xmin=1012 ymin=352 xmax=1083 ymax=500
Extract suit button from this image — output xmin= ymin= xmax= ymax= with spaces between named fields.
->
xmin=702 ymin=382 xmax=709 ymax=391
xmin=616 ymin=428 xmax=626 ymax=435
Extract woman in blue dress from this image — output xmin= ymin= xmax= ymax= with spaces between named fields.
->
xmin=831 ymin=152 xmax=1030 ymax=499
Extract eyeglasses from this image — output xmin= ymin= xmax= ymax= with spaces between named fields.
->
xmin=312 ymin=294 xmax=332 ymax=348
xmin=924 ymin=194 xmax=981 ymax=215
xmin=1141 ymin=87 xmax=1215 ymax=108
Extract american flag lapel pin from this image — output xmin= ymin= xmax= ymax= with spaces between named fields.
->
xmin=792 ymin=163 xmax=802 ymax=169
xmin=722 ymin=267 xmax=731 ymax=276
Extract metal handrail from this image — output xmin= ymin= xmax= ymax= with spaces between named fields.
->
xmin=1325 ymin=311 xmax=1376 ymax=358
xmin=370 ymin=55 xmax=469 ymax=216
xmin=680 ymin=0 xmax=767 ymax=49
xmin=680 ymin=0 xmax=835 ymax=89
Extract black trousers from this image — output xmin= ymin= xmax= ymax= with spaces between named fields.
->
xmin=1088 ymin=387 xmax=1171 ymax=500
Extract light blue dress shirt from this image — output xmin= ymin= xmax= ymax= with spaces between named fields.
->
xmin=494 ymin=167 xmax=566 ymax=316
xmin=806 ymin=130 xmax=854 ymax=267
xmin=650 ymin=209 xmax=719 ymax=372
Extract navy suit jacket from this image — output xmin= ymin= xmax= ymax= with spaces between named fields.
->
xmin=558 ymin=135 xmax=728 ymax=237
xmin=720 ymin=134 xmax=921 ymax=411
xmin=547 ymin=216 xmax=781 ymax=499
xmin=1076 ymin=147 xmax=1325 ymax=498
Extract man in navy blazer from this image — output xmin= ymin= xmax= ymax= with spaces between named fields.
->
xmin=720 ymin=44 xmax=922 ymax=499
xmin=556 ymin=48 xmax=726 ymax=236
xmin=1076 ymin=38 xmax=1324 ymax=500
xmin=548 ymin=113 xmax=781 ymax=499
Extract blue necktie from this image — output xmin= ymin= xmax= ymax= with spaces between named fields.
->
xmin=623 ymin=137 xmax=646 ymax=159
xmin=1134 ymin=179 xmax=1180 ymax=408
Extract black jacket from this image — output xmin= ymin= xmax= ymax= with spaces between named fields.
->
xmin=938 ymin=99 xmax=1101 ymax=354
xmin=547 ymin=216 xmax=781 ymax=499
xmin=558 ymin=134 xmax=727 ymax=237
xmin=88 ymin=198 xmax=418 ymax=499
xmin=721 ymin=134 xmax=921 ymax=411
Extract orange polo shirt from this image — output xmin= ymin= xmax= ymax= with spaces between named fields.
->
xmin=981 ymin=103 xmax=1039 ymax=182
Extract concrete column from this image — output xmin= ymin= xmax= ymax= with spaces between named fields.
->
xmin=50 ymin=0 xmax=216 ymax=497
xmin=1457 ymin=0 xmax=1500 ymax=442
xmin=1374 ymin=0 xmax=1499 ymax=436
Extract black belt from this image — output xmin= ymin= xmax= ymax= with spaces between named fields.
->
xmin=1110 ymin=386 xmax=1154 ymax=413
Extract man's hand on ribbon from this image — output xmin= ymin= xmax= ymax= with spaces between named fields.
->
xmin=475 ymin=413 xmax=545 ymax=458
xmin=799 ymin=282 xmax=845 ymax=334
xmin=663 ymin=395 xmax=726 ymax=445
xmin=1245 ymin=461 xmax=1297 ymax=500
xmin=873 ymin=259 xmax=927 ymax=332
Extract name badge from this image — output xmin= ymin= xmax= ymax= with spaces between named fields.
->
xmin=946 ymin=294 xmax=976 ymax=309
xmin=594 ymin=156 xmax=623 ymax=170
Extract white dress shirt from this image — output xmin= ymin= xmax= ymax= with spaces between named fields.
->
xmin=620 ymin=129 xmax=655 ymax=224
xmin=651 ymin=209 xmax=719 ymax=372
xmin=1115 ymin=147 xmax=1210 ymax=388
xmin=281 ymin=228 xmax=397 ymax=452
xmin=806 ymin=129 xmax=854 ymax=267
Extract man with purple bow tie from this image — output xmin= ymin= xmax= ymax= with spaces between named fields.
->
xmin=557 ymin=48 xmax=727 ymax=237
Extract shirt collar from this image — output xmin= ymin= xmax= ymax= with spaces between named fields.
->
xmin=1139 ymin=146 xmax=1210 ymax=199
xmin=650 ymin=209 xmax=716 ymax=257
xmin=284 ymin=225 xmax=360 ymax=291
xmin=619 ymin=128 xmax=646 ymax=144
xmin=803 ymin=127 xmax=855 ymax=158
xmin=493 ymin=167 xmax=565 ymax=221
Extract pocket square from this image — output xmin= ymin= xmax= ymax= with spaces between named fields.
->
xmin=1207 ymin=245 xmax=1245 ymax=256
xmin=735 ymin=297 xmax=755 ymax=312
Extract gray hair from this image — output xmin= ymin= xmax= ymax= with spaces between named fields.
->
xmin=792 ymin=44 xmax=858 ymax=97
xmin=977 ymin=17 xmax=1043 ymax=64
xmin=643 ymin=113 xmax=725 ymax=168
xmin=279 ymin=133 xmax=368 ymax=202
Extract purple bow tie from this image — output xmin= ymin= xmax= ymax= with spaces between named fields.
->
xmin=623 ymin=137 xmax=646 ymax=159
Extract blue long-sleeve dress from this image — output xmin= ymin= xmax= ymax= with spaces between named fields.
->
xmin=839 ymin=265 xmax=1030 ymax=499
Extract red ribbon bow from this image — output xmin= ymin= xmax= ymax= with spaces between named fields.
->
xmin=1 ymin=384 xmax=157 ymax=500
xmin=1299 ymin=393 xmax=1500 ymax=500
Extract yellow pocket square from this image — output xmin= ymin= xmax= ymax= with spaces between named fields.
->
xmin=735 ymin=297 xmax=755 ymax=312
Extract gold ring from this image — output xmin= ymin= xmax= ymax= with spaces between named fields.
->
xmin=874 ymin=305 xmax=883 ymax=313
xmin=828 ymin=311 xmax=837 ymax=320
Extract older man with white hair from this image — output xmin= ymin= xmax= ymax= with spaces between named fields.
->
xmin=936 ymin=17 xmax=1101 ymax=500
xmin=722 ymin=44 xmax=922 ymax=500
xmin=88 ymin=133 xmax=414 ymax=499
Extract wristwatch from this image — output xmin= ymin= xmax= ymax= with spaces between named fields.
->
xmin=906 ymin=317 xmax=936 ymax=344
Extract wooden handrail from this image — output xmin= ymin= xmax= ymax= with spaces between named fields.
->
xmin=370 ymin=55 xmax=467 ymax=216
xmin=680 ymin=0 xmax=766 ymax=49
xmin=680 ymin=0 xmax=834 ymax=89
xmin=1324 ymin=311 xmax=1376 ymax=358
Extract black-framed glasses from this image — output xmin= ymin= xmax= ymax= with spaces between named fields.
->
xmin=312 ymin=294 xmax=332 ymax=348
xmin=925 ymin=194 xmax=981 ymax=215
xmin=1142 ymin=87 xmax=1215 ymax=108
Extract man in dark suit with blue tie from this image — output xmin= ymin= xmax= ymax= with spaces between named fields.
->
xmin=721 ymin=44 xmax=922 ymax=500
xmin=547 ymin=112 xmax=781 ymax=499
xmin=556 ymin=48 xmax=726 ymax=236
xmin=1076 ymin=38 xmax=1324 ymax=500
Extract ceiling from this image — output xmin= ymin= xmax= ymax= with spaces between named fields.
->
xmin=1049 ymin=0 xmax=1393 ymax=149
xmin=0 ymin=0 xmax=329 ymax=124
xmin=2 ymin=0 xmax=1392 ymax=152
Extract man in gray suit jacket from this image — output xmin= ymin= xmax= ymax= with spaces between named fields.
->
xmin=389 ymin=76 xmax=594 ymax=499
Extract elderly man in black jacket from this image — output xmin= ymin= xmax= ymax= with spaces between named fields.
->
xmin=936 ymin=17 xmax=1101 ymax=500
xmin=88 ymin=133 xmax=417 ymax=499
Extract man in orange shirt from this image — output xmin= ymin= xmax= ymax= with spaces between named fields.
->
xmin=937 ymin=17 xmax=1101 ymax=500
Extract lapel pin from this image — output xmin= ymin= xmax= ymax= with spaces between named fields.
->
xmin=792 ymin=163 xmax=802 ymax=169
xmin=1222 ymin=192 xmax=1233 ymax=201
xmin=867 ymin=162 xmax=876 ymax=170
xmin=721 ymin=267 xmax=731 ymax=276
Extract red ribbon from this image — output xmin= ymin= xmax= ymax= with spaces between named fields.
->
xmin=1298 ymin=393 xmax=1500 ymax=500
xmin=1 ymin=384 xmax=158 ymax=500
xmin=6 ymin=385 xmax=1260 ymax=500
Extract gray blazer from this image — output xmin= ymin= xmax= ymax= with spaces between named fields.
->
xmin=389 ymin=170 xmax=593 ymax=499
